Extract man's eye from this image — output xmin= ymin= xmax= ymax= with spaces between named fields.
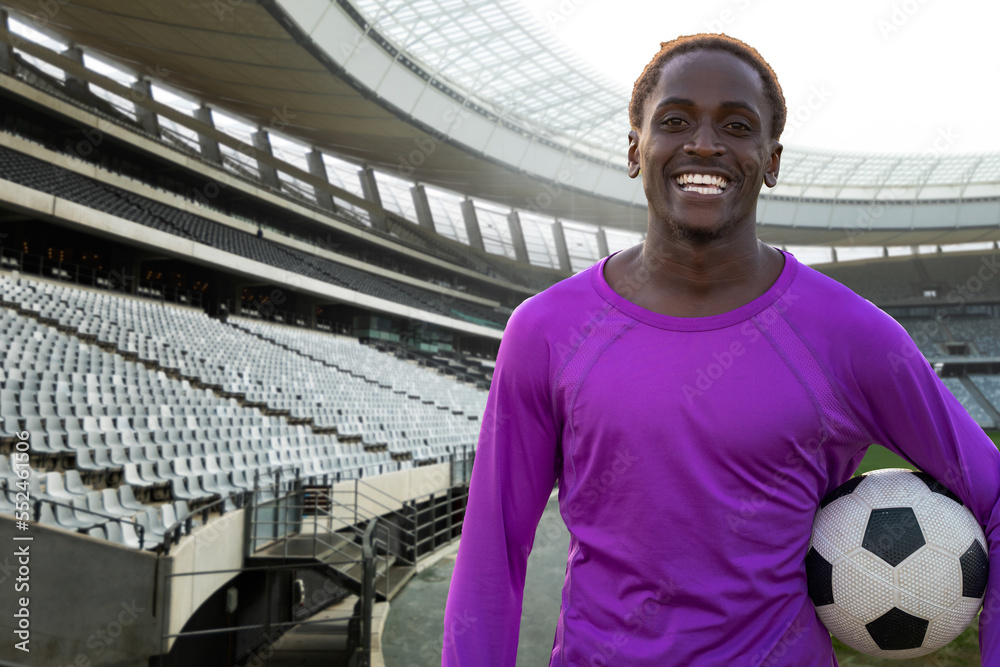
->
xmin=661 ymin=117 xmax=686 ymax=126
xmin=726 ymin=121 xmax=752 ymax=132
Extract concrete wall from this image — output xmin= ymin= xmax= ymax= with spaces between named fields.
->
xmin=0 ymin=515 xmax=163 ymax=667
xmin=334 ymin=463 xmax=452 ymax=519
xmin=0 ymin=510 xmax=247 ymax=665
xmin=306 ymin=463 xmax=453 ymax=526
xmin=162 ymin=510 xmax=246 ymax=649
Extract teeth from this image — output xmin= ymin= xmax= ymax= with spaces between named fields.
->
xmin=675 ymin=173 xmax=728 ymax=190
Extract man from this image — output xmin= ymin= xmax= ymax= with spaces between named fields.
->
xmin=442 ymin=34 xmax=999 ymax=665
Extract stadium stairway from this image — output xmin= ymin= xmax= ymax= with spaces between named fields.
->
xmin=229 ymin=470 xmax=464 ymax=667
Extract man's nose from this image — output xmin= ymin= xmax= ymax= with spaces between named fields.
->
xmin=684 ymin=122 xmax=726 ymax=158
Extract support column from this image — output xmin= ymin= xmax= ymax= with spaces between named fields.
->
xmin=831 ymin=247 xmax=839 ymax=262
xmin=359 ymin=167 xmax=388 ymax=232
xmin=131 ymin=79 xmax=159 ymax=136
xmin=306 ymin=149 xmax=336 ymax=213
xmin=506 ymin=210 xmax=529 ymax=264
xmin=107 ymin=247 xmax=139 ymax=295
xmin=596 ymin=227 xmax=610 ymax=258
xmin=62 ymin=46 xmax=88 ymax=97
xmin=0 ymin=11 xmax=14 ymax=75
xmin=252 ymin=129 xmax=281 ymax=190
xmin=411 ymin=184 xmax=436 ymax=232
xmin=461 ymin=199 xmax=485 ymax=252
xmin=193 ymin=106 xmax=222 ymax=164
xmin=552 ymin=220 xmax=572 ymax=272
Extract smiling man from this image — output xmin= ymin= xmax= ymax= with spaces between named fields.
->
xmin=442 ymin=34 xmax=999 ymax=665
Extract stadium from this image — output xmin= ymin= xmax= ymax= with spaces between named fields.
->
xmin=0 ymin=1 xmax=997 ymax=665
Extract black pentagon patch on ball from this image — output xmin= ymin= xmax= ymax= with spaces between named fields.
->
xmin=866 ymin=607 xmax=929 ymax=650
xmin=862 ymin=507 xmax=925 ymax=567
xmin=960 ymin=540 xmax=989 ymax=598
xmin=820 ymin=475 xmax=865 ymax=508
xmin=911 ymin=471 xmax=963 ymax=505
xmin=806 ymin=547 xmax=835 ymax=606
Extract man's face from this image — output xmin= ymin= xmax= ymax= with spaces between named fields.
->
xmin=628 ymin=49 xmax=782 ymax=241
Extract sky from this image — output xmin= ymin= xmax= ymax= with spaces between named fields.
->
xmin=520 ymin=0 xmax=1000 ymax=156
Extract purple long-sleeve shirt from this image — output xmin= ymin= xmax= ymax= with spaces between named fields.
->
xmin=443 ymin=249 xmax=1000 ymax=666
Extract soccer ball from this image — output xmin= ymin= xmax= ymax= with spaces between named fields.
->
xmin=806 ymin=468 xmax=988 ymax=658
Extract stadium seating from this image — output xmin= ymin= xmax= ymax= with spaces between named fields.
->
xmin=896 ymin=315 xmax=1000 ymax=359
xmin=0 ymin=271 xmax=486 ymax=552
xmin=822 ymin=255 xmax=1000 ymax=306
xmin=941 ymin=378 xmax=994 ymax=428
xmin=972 ymin=376 xmax=1000 ymax=415
xmin=897 ymin=319 xmax=947 ymax=357
xmin=946 ymin=318 xmax=1000 ymax=357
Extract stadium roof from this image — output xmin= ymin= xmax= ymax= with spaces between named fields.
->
xmin=2 ymin=0 xmax=999 ymax=249
xmin=350 ymin=0 xmax=1000 ymax=198
xmin=351 ymin=0 xmax=629 ymax=161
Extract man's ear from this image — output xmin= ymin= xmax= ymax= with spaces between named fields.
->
xmin=628 ymin=130 xmax=641 ymax=179
xmin=763 ymin=141 xmax=782 ymax=188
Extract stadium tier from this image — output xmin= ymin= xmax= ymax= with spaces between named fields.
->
xmin=0 ymin=272 xmax=485 ymax=548
xmin=819 ymin=255 xmax=1000 ymax=306
xmin=0 ymin=144 xmax=509 ymax=329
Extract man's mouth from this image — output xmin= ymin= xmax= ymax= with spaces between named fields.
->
xmin=675 ymin=173 xmax=729 ymax=195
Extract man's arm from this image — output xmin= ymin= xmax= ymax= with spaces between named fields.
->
xmin=442 ymin=302 xmax=560 ymax=666
xmin=846 ymin=314 xmax=1000 ymax=660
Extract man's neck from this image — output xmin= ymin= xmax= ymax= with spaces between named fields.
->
xmin=605 ymin=223 xmax=784 ymax=318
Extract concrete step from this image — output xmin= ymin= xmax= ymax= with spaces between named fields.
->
xmin=266 ymin=598 xmax=353 ymax=667
xmin=267 ymin=595 xmax=392 ymax=667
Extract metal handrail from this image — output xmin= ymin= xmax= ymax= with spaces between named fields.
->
xmin=409 ymin=488 xmax=468 ymax=554
xmin=158 ymin=488 xmax=252 ymax=555
xmin=349 ymin=518 xmax=378 ymax=667
xmin=160 ymin=464 xmax=301 ymax=555
xmin=244 ymin=482 xmax=397 ymax=604
xmin=331 ymin=481 xmax=413 ymax=517
xmin=0 ymin=246 xmax=204 ymax=307
xmin=248 ymin=485 xmax=388 ymax=559
xmin=317 ymin=491 xmax=410 ymax=569
xmin=150 ymin=466 xmax=469 ymax=664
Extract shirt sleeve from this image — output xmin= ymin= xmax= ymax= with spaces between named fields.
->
xmin=442 ymin=302 xmax=560 ymax=666
xmin=845 ymin=310 xmax=1000 ymax=660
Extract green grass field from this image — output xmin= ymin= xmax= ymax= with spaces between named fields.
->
xmin=830 ymin=430 xmax=999 ymax=665
xmin=853 ymin=430 xmax=1000 ymax=477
